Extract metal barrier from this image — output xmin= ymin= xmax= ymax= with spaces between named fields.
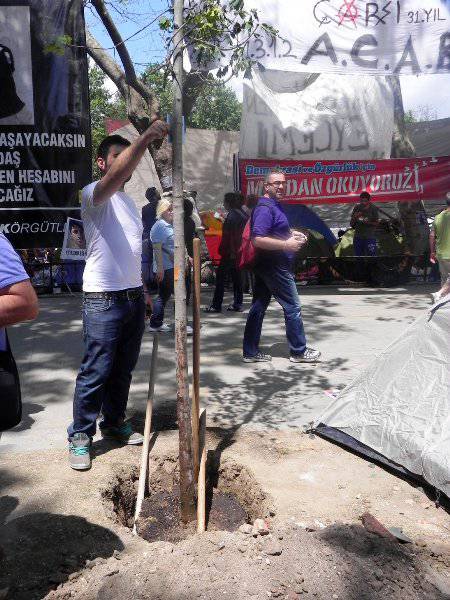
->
xmin=21 ymin=254 xmax=439 ymax=295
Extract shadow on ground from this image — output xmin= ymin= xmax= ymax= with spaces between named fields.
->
xmin=0 ymin=467 xmax=123 ymax=600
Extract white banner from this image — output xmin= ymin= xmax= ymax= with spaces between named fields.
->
xmin=243 ymin=0 xmax=450 ymax=75
xmin=239 ymin=69 xmax=394 ymax=160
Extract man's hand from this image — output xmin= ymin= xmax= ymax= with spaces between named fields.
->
xmin=156 ymin=270 xmax=164 ymax=284
xmin=285 ymin=234 xmax=307 ymax=253
xmin=147 ymin=120 xmax=169 ymax=142
xmin=430 ymin=252 xmax=437 ymax=264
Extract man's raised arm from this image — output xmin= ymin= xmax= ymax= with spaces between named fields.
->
xmin=93 ymin=120 xmax=168 ymax=206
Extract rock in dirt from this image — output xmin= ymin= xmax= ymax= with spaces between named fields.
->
xmin=263 ymin=541 xmax=282 ymax=556
xmin=360 ymin=513 xmax=397 ymax=541
xmin=252 ymin=518 xmax=270 ymax=536
xmin=239 ymin=524 xmax=254 ymax=535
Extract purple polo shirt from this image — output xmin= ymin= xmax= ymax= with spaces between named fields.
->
xmin=251 ymin=197 xmax=292 ymax=267
xmin=0 ymin=234 xmax=29 ymax=351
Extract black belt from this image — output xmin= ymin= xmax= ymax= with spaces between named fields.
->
xmin=83 ymin=286 xmax=144 ymax=301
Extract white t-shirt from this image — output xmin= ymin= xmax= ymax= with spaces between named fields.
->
xmin=81 ymin=181 xmax=143 ymax=292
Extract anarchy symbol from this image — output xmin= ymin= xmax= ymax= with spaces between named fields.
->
xmin=338 ymin=0 xmax=359 ymax=27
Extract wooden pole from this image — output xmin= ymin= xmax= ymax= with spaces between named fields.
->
xmin=133 ymin=334 xmax=159 ymax=535
xmin=173 ymin=0 xmax=196 ymax=523
xmin=192 ymin=237 xmax=201 ymax=478
xmin=197 ymin=408 xmax=207 ymax=533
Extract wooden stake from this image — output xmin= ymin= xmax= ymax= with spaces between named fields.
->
xmin=133 ymin=334 xmax=159 ymax=535
xmin=192 ymin=237 xmax=201 ymax=478
xmin=197 ymin=408 xmax=207 ymax=533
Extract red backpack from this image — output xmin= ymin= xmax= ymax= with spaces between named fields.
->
xmin=238 ymin=200 xmax=273 ymax=270
xmin=238 ymin=219 xmax=255 ymax=270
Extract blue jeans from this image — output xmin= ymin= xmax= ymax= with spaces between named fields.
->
xmin=243 ymin=265 xmax=307 ymax=357
xmin=68 ymin=294 xmax=145 ymax=439
xmin=211 ymin=260 xmax=243 ymax=310
xmin=354 ymin=237 xmax=377 ymax=257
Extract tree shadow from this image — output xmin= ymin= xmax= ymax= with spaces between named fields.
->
xmin=318 ymin=523 xmax=445 ymax=599
xmin=0 ymin=491 xmax=124 ymax=600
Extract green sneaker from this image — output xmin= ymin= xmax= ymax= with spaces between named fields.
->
xmin=69 ymin=433 xmax=91 ymax=470
xmin=100 ymin=421 xmax=144 ymax=445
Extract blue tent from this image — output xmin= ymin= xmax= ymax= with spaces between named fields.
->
xmin=282 ymin=204 xmax=336 ymax=246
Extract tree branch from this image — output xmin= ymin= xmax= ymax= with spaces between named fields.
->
xmin=86 ymin=28 xmax=159 ymax=123
xmin=184 ymin=70 xmax=211 ymax=117
xmin=90 ymin=0 xmax=154 ymax=104
xmin=86 ymin=29 xmax=172 ymax=186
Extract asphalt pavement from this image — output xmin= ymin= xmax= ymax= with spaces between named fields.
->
xmin=0 ymin=284 xmax=433 ymax=453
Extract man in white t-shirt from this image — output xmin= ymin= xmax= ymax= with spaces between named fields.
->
xmin=67 ymin=121 xmax=168 ymax=470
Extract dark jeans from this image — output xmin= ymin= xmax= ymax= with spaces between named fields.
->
xmin=243 ymin=265 xmax=307 ymax=357
xmin=354 ymin=237 xmax=377 ymax=257
xmin=149 ymin=268 xmax=192 ymax=327
xmin=211 ymin=260 xmax=243 ymax=310
xmin=149 ymin=268 xmax=174 ymax=328
xmin=68 ymin=293 xmax=145 ymax=439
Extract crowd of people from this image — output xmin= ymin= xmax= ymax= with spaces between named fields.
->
xmin=1 ymin=120 xmax=449 ymax=471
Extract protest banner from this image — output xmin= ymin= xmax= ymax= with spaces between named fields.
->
xmin=239 ymin=156 xmax=450 ymax=205
xmin=243 ymin=0 xmax=450 ymax=76
xmin=0 ymin=0 xmax=91 ymax=248
xmin=240 ymin=68 xmax=394 ymax=160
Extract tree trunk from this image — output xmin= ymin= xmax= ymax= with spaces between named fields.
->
xmin=387 ymin=75 xmax=415 ymax=159
xmin=172 ymin=0 xmax=196 ymax=523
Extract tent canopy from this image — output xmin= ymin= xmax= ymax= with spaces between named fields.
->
xmin=315 ymin=297 xmax=450 ymax=500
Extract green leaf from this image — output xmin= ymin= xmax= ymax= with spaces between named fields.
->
xmin=159 ymin=17 xmax=172 ymax=31
xmin=43 ymin=34 xmax=72 ymax=56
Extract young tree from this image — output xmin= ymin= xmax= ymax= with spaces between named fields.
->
xmin=85 ymin=0 xmax=274 ymax=523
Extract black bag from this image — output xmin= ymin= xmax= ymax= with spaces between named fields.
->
xmin=0 ymin=331 xmax=22 ymax=431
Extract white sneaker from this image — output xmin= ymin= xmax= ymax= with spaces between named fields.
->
xmin=166 ymin=323 xmax=194 ymax=335
xmin=430 ymin=292 xmax=440 ymax=305
xmin=147 ymin=323 xmax=172 ymax=333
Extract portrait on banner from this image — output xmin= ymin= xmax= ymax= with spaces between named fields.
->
xmin=0 ymin=4 xmax=34 ymax=125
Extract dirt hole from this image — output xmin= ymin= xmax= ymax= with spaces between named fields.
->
xmin=102 ymin=454 xmax=273 ymax=543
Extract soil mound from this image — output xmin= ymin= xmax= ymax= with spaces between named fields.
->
xmin=45 ymin=521 xmax=448 ymax=600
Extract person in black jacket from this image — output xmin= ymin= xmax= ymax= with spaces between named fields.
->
xmin=142 ymin=187 xmax=160 ymax=292
xmin=205 ymin=192 xmax=247 ymax=313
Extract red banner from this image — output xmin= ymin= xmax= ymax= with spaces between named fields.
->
xmin=239 ymin=157 xmax=450 ymax=205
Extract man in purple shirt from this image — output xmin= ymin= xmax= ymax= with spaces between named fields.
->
xmin=1 ymin=234 xmax=39 ymax=430
xmin=0 ymin=234 xmax=38 ymax=351
xmin=242 ymin=170 xmax=321 ymax=363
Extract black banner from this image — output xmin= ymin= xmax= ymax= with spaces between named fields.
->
xmin=0 ymin=0 xmax=91 ymax=248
